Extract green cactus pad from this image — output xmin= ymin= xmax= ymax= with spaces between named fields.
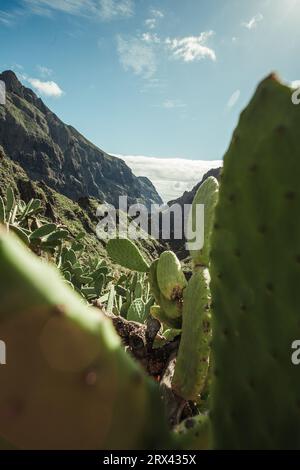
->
xmin=127 ymin=299 xmax=147 ymax=324
xmin=0 ymin=230 xmax=171 ymax=450
xmin=107 ymin=238 xmax=150 ymax=273
xmin=6 ymin=186 xmax=15 ymax=216
xmin=173 ymin=414 xmax=211 ymax=450
xmin=172 ymin=269 xmax=211 ymax=401
xmin=29 ymin=223 xmax=57 ymax=240
xmin=150 ymin=305 xmax=182 ymax=330
xmin=148 ymin=259 xmax=162 ymax=303
xmin=210 ymin=74 xmax=300 ymax=449
xmin=159 ymin=294 xmax=183 ymax=321
xmin=0 ymin=196 xmax=5 ymax=223
xmin=157 ymin=251 xmax=187 ymax=301
xmin=187 ymin=176 xmax=219 ymax=268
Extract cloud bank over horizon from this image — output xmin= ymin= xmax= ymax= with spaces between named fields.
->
xmin=114 ymin=154 xmax=223 ymax=202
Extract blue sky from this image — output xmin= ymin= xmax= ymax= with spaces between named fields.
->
xmin=1 ymin=0 xmax=300 ymax=200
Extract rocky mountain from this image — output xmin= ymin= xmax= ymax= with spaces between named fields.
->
xmin=0 ymin=69 xmax=221 ymax=262
xmin=168 ymin=167 xmax=221 ymax=208
xmin=0 ymin=70 xmax=162 ymax=209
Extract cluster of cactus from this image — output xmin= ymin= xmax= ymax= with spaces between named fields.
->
xmin=106 ymin=239 xmax=184 ymax=328
xmin=107 ymin=176 xmax=219 ymax=403
xmin=0 ymin=187 xmax=114 ymax=303
xmin=0 ymin=74 xmax=300 ymax=449
xmin=106 ymin=240 xmax=155 ymax=322
xmin=114 ymin=272 xmax=154 ymax=322
xmin=0 ymin=186 xmax=69 ymax=251
xmin=57 ymin=243 xmax=111 ymax=302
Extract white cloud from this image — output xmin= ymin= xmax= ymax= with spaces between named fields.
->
xmin=145 ymin=18 xmax=156 ymax=30
xmin=117 ymin=30 xmax=216 ymax=79
xmin=99 ymin=0 xmax=133 ymax=20
xmin=140 ymin=78 xmax=166 ymax=93
xmin=117 ymin=35 xmax=157 ymax=78
xmin=162 ymin=100 xmax=186 ymax=109
xmin=150 ymin=9 xmax=164 ymax=19
xmin=152 ymin=99 xmax=186 ymax=109
xmin=37 ymin=65 xmax=53 ymax=77
xmin=23 ymin=0 xmax=134 ymax=20
xmin=0 ymin=10 xmax=15 ymax=25
xmin=242 ymin=13 xmax=263 ymax=30
xmin=227 ymin=89 xmax=240 ymax=108
xmin=114 ymin=154 xmax=222 ymax=202
xmin=27 ymin=78 xmax=64 ymax=97
xmin=166 ymin=31 xmax=216 ymax=62
xmin=290 ymin=80 xmax=300 ymax=89
xmin=141 ymin=32 xmax=160 ymax=44
xmin=145 ymin=8 xmax=164 ymax=29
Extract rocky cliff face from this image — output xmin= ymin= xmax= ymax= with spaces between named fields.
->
xmin=0 ymin=70 xmax=162 ymax=209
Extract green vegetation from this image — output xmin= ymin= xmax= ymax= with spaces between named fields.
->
xmin=0 ymin=74 xmax=299 ymax=449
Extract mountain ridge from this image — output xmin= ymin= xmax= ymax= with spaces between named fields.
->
xmin=0 ymin=70 xmax=162 ymax=209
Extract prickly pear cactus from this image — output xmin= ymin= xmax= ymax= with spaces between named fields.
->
xmin=107 ymin=238 xmax=150 ymax=273
xmin=0 ymin=230 xmax=171 ymax=450
xmin=150 ymin=305 xmax=182 ymax=330
xmin=148 ymin=259 xmax=161 ymax=303
xmin=157 ymin=251 xmax=187 ymax=301
xmin=173 ymin=415 xmax=211 ymax=450
xmin=210 ymin=74 xmax=300 ymax=449
xmin=149 ymin=254 xmax=184 ymax=324
xmin=159 ymin=294 xmax=183 ymax=321
xmin=127 ymin=298 xmax=147 ymax=323
xmin=187 ymin=176 xmax=219 ymax=269
xmin=172 ymin=269 xmax=211 ymax=401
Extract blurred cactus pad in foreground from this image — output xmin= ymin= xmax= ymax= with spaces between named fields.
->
xmin=1 ymin=74 xmax=300 ymax=449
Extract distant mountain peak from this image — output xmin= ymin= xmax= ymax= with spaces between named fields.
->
xmin=0 ymin=70 xmax=22 ymax=93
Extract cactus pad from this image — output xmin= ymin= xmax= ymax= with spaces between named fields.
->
xmin=127 ymin=299 xmax=147 ymax=324
xmin=210 ymin=74 xmax=300 ymax=449
xmin=187 ymin=176 xmax=219 ymax=268
xmin=150 ymin=305 xmax=182 ymax=330
xmin=157 ymin=251 xmax=187 ymax=301
xmin=107 ymin=238 xmax=150 ymax=273
xmin=173 ymin=415 xmax=210 ymax=450
xmin=172 ymin=269 xmax=211 ymax=401
xmin=0 ymin=231 xmax=170 ymax=449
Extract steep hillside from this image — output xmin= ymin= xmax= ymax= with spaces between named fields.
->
xmin=0 ymin=145 xmax=162 ymax=263
xmin=0 ymin=70 xmax=162 ymax=209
